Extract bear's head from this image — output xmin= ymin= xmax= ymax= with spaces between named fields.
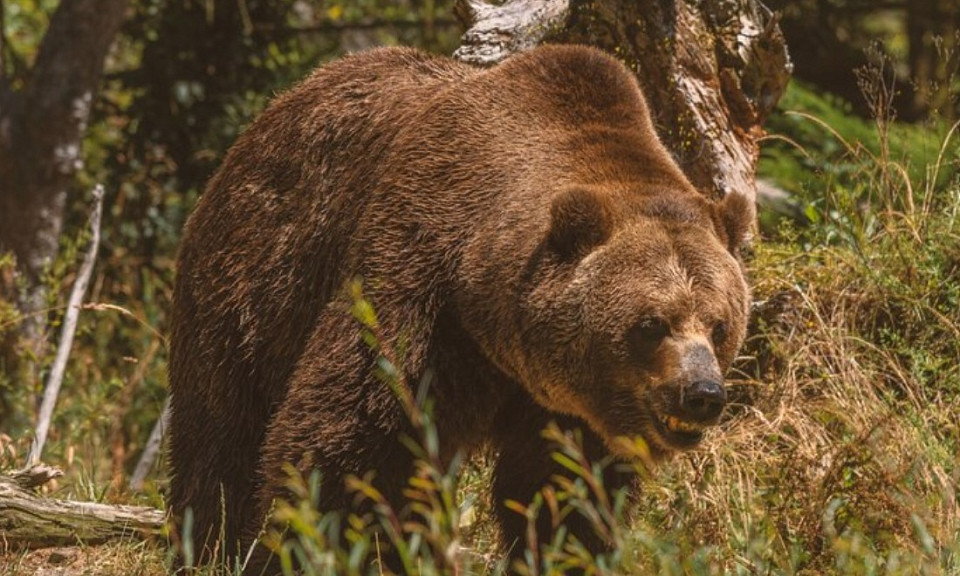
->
xmin=521 ymin=186 xmax=752 ymax=458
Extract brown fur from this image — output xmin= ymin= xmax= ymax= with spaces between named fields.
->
xmin=168 ymin=45 xmax=751 ymax=570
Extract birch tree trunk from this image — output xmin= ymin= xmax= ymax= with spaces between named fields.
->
xmin=455 ymin=0 xmax=793 ymax=226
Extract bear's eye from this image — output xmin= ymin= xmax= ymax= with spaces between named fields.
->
xmin=712 ymin=321 xmax=728 ymax=347
xmin=628 ymin=317 xmax=670 ymax=356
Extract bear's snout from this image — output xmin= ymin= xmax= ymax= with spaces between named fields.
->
xmin=679 ymin=380 xmax=727 ymax=423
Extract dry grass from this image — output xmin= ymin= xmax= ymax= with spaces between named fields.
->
xmin=624 ymin=235 xmax=960 ymax=574
xmin=0 ymin=542 xmax=165 ymax=576
xmin=619 ymin=98 xmax=960 ymax=573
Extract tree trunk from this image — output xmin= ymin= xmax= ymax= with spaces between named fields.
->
xmin=455 ymin=0 xmax=792 ymax=226
xmin=0 ymin=0 xmax=130 ymax=392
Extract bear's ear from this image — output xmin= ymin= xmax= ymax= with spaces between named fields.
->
xmin=548 ymin=187 xmax=615 ymax=260
xmin=713 ymin=192 xmax=754 ymax=255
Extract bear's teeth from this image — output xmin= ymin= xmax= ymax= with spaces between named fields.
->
xmin=664 ymin=416 xmax=700 ymax=433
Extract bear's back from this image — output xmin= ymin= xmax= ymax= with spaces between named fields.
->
xmin=172 ymin=49 xmax=474 ymax=404
xmin=171 ymin=45 xmax=686 ymax=411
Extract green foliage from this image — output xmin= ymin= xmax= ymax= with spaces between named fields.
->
xmin=1 ymin=0 xmax=58 ymax=86
xmin=761 ymin=84 xmax=956 ymax=195
xmin=759 ymin=77 xmax=959 ymax=245
xmin=269 ymin=384 xmax=634 ymax=576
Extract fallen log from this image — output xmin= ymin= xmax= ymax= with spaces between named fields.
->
xmin=0 ymin=464 xmax=164 ymax=549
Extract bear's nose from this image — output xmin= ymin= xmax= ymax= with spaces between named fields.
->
xmin=680 ymin=380 xmax=727 ymax=422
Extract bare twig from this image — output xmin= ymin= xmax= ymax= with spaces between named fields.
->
xmin=128 ymin=397 xmax=170 ymax=492
xmin=26 ymin=184 xmax=105 ymax=467
xmin=236 ymin=0 xmax=253 ymax=36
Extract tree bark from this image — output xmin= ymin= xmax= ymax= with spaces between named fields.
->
xmin=0 ymin=0 xmax=129 ymax=379
xmin=454 ymin=0 xmax=792 ymax=226
xmin=454 ymin=0 xmax=570 ymax=65
xmin=0 ymin=465 xmax=164 ymax=549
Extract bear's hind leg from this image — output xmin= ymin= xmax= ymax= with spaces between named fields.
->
xmin=168 ymin=374 xmax=274 ymax=566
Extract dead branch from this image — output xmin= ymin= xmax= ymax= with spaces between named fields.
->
xmin=6 ymin=463 xmax=62 ymax=490
xmin=453 ymin=0 xmax=570 ymax=66
xmin=27 ymin=184 xmax=105 ymax=466
xmin=0 ymin=0 xmax=6 ymax=86
xmin=0 ymin=465 xmax=164 ymax=549
xmin=128 ymin=398 xmax=170 ymax=492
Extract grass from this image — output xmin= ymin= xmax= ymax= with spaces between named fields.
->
xmin=619 ymin=220 xmax=960 ymax=573
xmin=0 ymin=541 xmax=165 ymax=576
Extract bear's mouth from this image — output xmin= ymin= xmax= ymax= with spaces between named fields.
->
xmin=652 ymin=414 xmax=705 ymax=450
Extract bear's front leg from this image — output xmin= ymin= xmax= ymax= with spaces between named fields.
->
xmin=491 ymin=393 xmax=636 ymax=573
xmin=239 ymin=306 xmax=426 ymax=575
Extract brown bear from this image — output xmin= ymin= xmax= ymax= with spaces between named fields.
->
xmin=168 ymin=44 xmax=751 ymax=571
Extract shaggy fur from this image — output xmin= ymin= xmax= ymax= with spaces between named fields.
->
xmin=168 ymin=44 xmax=751 ymax=570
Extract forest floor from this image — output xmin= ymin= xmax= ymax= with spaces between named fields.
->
xmin=0 ymin=544 xmax=164 ymax=576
